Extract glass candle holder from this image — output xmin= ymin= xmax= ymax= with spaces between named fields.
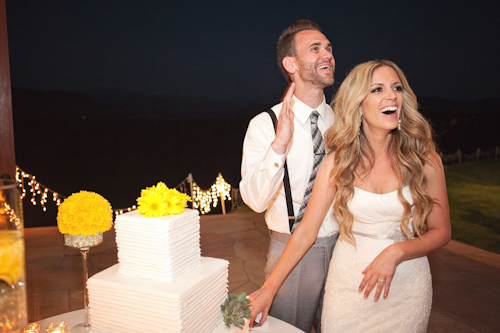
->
xmin=22 ymin=322 xmax=40 ymax=333
xmin=45 ymin=321 xmax=67 ymax=333
xmin=0 ymin=179 xmax=27 ymax=332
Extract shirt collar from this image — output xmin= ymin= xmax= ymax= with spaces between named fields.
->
xmin=289 ymin=95 xmax=328 ymax=125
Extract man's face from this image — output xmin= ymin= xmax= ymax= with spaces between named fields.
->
xmin=292 ymin=30 xmax=335 ymax=88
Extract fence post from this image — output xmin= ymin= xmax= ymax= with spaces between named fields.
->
xmin=218 ymin=172 xmax=226 ymax=215
xmin=187 ymin=173 xmax=194 ymax=209
xmin=457 ymin=150 xmax=461 ymax=163
xmin=477 ymin=148 xmax=480 ymax=160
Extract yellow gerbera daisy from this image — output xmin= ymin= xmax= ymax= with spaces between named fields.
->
xmin=137 ymin=183 xmax=191 ymax=217
xmin=163 ymin=189 xmax=191 ymax=215
xmin=152 ymin=181 xmax=169 ymax=195
xmin=137 ymin=188 xmax=169 ymax=217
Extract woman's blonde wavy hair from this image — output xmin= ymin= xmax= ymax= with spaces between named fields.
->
xmin=325 ymin=60 xmax=436 ymax=245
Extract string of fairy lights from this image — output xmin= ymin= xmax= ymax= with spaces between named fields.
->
xmin=16 ymin=167 xmax=65 ymax=212
xmin=191 ymin=174 xmax=232 ymax=215
xmin=15 ymin=167 xmax=232 ymax=216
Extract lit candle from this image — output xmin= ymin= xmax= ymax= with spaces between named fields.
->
xmin=45 ymin=321 xmax=67 ymax=333
xmin=22 ymin=322 xmax=40 ymax=333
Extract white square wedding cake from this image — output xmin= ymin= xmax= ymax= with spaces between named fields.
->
xmin=87 ymin=208 xmax=230 ymax=333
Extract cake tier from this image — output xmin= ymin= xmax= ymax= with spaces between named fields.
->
xmin=88 ymin=257 xmax=229 ymax=333
xmin=115 ymin=208 xmax=201 ymax=282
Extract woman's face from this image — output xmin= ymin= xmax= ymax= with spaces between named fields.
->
xmin=359 ymin=66 xmax=403 ymax=135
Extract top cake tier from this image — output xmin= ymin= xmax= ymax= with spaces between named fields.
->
xmin=115 ymin=208 xmax=201 ymax=282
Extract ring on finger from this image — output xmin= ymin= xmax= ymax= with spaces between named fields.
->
xmin=378 ymin=278 xmax=386 ymax=283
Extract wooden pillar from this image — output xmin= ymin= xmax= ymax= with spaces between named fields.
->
xmin=0 ymin=0 xmax=15 ymax=179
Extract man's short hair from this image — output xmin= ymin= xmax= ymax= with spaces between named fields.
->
xmin=276 ymin=19 xmax=322 ymax=82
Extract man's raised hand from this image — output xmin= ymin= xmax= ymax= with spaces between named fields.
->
xmin=271 ymin=83 xmax=295 ymax=154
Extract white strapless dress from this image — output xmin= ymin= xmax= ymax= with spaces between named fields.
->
xmin=322 ymin=187 xmax=432 ymax=332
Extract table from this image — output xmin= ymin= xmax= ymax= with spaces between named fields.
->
xmin=36 ymin=309 xmax=305 ymax=332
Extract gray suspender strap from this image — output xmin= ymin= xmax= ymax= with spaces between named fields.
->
xmin=266 ymin=109 xmax=295 ymax=231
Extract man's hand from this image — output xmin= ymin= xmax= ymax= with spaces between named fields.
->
xmin=248 ymin=282 xmax=276 ymax=327
xmin=271 ymin=83 xmax=295 ymax=154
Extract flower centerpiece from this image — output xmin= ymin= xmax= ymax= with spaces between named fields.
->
xmin=57 ymin=191 xmax=113 ymax=248
xmin=136 ymin=182 xmax=190 ymax=217
xmin=56 ymin=190 xmax=112 ymax=333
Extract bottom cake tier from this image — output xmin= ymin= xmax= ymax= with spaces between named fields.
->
xmin=87 ymin=257 xmax=229 ymax=333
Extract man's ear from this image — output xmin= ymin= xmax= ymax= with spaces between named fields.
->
xmin=283 ymin=56 xmax=296 ymax=76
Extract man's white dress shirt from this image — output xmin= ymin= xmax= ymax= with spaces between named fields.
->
xmin=240 ymin=95 xmax=338 ymax=237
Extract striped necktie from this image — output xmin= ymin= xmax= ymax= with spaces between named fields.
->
xmin=291 ymin=110 xmax=325 ymax=232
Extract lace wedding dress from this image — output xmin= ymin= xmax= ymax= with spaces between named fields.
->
xmin=322 ymin=187 xmax=432 ymax=332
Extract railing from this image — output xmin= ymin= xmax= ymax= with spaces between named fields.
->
xmin=440 ymin=146 xmax=499 ymax=165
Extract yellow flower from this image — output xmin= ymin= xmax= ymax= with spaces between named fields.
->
xmin=152 ymin=181 xmax=169 ymax=195
xmin=137 ymin=188 xmax=169 ymax=217
xmin=164 ymin=188 xmax=191 ymax=215
xmin=0 ymin=231 xmax=24 ymax=286
xmin=137 ymin=182 xmax=191 ymax=217
xmin=57 ymin=191 xmax=113 ymax=236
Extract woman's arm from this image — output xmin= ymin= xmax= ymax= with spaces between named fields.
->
xmin=359 ymin=151 xmax=451 ymax=301
xmin=248 ymin=153 xmax=336 ymax=327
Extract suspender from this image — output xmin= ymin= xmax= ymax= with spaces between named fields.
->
xmin=266 ymin=109 xmax=295 ymax=231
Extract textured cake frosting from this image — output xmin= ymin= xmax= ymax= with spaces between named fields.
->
xmin=88 ymin=258 xmax=228 ymax=333
xmin=87 ymin=208 xmax=230 ymax=333
xmin=115 ymin=208 xmax=201 ymax=282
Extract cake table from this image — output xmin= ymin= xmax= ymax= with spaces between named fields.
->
xmin=35 ymin=309 xmax=305 ymax=332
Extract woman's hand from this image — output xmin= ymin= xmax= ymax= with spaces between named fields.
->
xmin=358 ymin=244 xmax=403 ymax=301
xmin=248 ymin=282 xmax=276 ymax=327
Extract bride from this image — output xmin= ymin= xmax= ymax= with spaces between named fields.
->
xmin=249 ymin=60 xmax=451 ymax=332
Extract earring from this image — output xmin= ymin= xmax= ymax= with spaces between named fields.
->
xmin=398 ymin=119 xmax=401 ymax=131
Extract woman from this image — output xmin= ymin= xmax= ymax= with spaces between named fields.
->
xmin=249 ymin=60 xmax=451 ymax=332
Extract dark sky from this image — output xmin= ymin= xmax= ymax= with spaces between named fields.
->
xmin=5 ymin=0 xmax=500 ymax=107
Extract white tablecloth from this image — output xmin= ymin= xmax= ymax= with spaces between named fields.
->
xmin=36 ymin=309 xmax=304 ymax=332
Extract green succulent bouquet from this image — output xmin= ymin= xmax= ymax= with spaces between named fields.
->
xmin=221 ymin=292 xmax=251 ymax=329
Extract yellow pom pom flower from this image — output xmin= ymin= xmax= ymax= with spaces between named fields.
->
xmin=137 ymin=182 xmax=191 ymax=217
xmin=57 ymin=191 xmax=113 ymax=236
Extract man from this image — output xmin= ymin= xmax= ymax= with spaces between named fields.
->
xmin=240 ymin=19 xmax=339 ymax=332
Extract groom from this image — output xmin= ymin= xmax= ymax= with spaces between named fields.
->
xmin=240 ymin=19 xmax=339 ymax=332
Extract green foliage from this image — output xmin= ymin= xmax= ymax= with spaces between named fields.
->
xmin=221 ymin=292 xmax=251 ymax=329
xmin=445 ymin=159 xmax=500 ymax=254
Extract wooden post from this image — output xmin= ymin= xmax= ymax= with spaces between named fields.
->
xmin=218 ymin=172 xmax=226 ymax=215
xmin=187 ymin=173 xmax=194 ymax=208
xmin=0 ymin=0 xmax=16 ymax=179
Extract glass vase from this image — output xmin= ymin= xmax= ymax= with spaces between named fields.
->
xmin=0 ymin=178 xmax=27 ymax=332
xmin=63 ymin=232 xmax=103 ymax=333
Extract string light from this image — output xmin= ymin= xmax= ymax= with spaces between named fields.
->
xmin=114 ymin=205 xmax=137 ymax=216
xmin=16 ymin=167 xmax=64 ymax=211
xmin=16 ymin=166 xmax=233 ymax=216
xmin=192 ymin=174 xmax=231 ymax=214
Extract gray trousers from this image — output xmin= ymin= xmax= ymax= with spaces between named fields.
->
xmin=265 ymin=231 xmax=338 ymax=333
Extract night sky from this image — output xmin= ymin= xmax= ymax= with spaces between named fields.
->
xmin=6 ymin=0 xmax=500 ymax=108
